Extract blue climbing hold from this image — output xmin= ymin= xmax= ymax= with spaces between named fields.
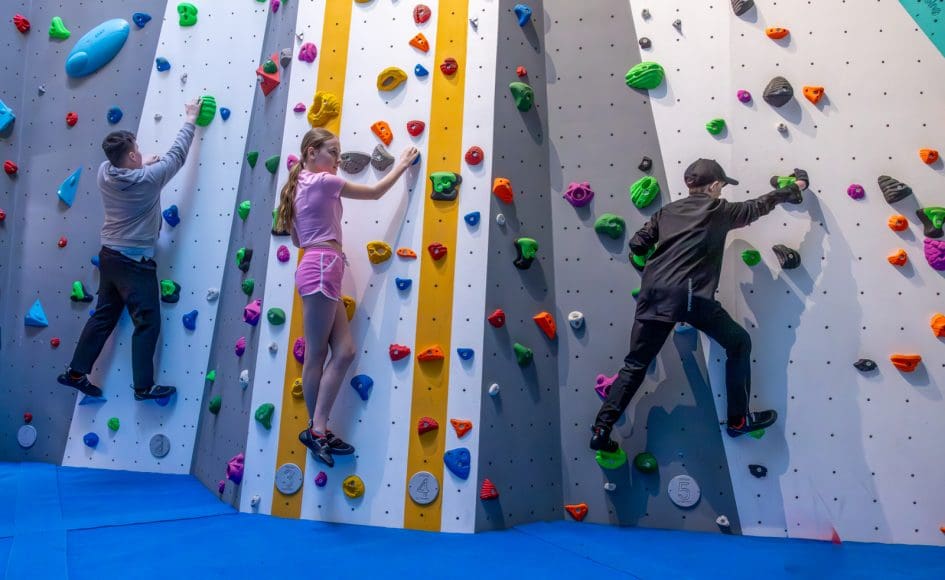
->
xmin=464 ymin=211 xmax=480 ymax=227
xmin=0 ymin=99 xmax=15 ymax=134
xmin=414 ymin=64 xmax=429 ymax=77
xmin=25 ymin=299 xmax=48 ymax=327
xmin=89 ymin=309 xmax=95 ymax=317
xmin=156 ymin=57 xmax=171 ymax=72
xmin=675 ymin=322 xmax=695 ymax=334
xmin=132 ymin=12 xmax=152 ymax=28
xmin=83 ymin=432 xmax=99 ymax=448
xmin=162 ymin=205 xmax=180 ymax=227
xmin=91 ymin=255 xmax=100 ymax=267
xmin=456 ymin=348 xmax=474 ymax=360
xmin=350 ymin=374 xmax=374 ymax=401
xmin=79 ymin=394 xmax=107 ymax=405
xmin=183 ymin=309 xmax=198 ymax=331
xmin=220 ymin=107 xmax=231 ymax=121
xmin=412 ymin=152 xmax=421 ymax=166
xmin=65 ymin=19 xmax=131 ymax=78
xmin=58 ymin=167 xmax=82 ymax=207
xmin=107 ymin=106 xmax=123 ymax=124
xmin=514 ymin=4 xmax=532 ymax=26
xmin=444 ymin=447 xmax=471 ymax=480
xmin=155 ymin=395 xmax=172 ymax=407
xmin=395 ymin=277 xmax=412 ymax=291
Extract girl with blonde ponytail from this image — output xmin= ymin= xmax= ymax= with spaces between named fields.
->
xmin=277 ymin=127 xmax=418 ymax=467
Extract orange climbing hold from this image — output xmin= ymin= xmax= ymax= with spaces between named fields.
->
xmin=889 ymin=353 xmax=921 ymax=372
xmin=480 ymin=479 xmax=499 ymax=500
xmin=417 ymin=416 xmax=439 ymax=435
xmin=256 ymin=53 xmax=281 ymax=96
xmin=765 ymin=27 xmax=790 ymax=40
xmin=492 ymin=177 xmax=513 ymax=204
xmin=919 ymin=148 xmax=939 ymax=164
xmin=930 ymin=313 xmax=945 ymax=338
xmin=396 ymin=247 xmax=417 ymax=259
xmin=371 ymin=121 xmax=393 ymax=145
xmin=887 ymin=249 xmax=908 ymax=267
xmin=409 ymin=33 xmax=430 ymax=52
xmin=803 ymin=86 xmax=825 ymax=104
xmin=487 ymin=308 xmax=506 ymax=328
xmin=417 ymin=345 xmax=445 ymax=361
xmin=450 ymin=418 xmax=473 ymax=438
xmin=533 ymin=311 xmax=557 ymax=340
xmin=887 ymin=214 xmax=908 ymax=232
xmin=565 ymin=503 xmax=588 ymax=521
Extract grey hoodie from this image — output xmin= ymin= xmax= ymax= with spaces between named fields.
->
xmin=98 ymin=123 xmax=196 ymax=250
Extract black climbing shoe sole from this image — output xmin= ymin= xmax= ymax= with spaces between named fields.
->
xmin=57 ymin=372 xmax=103 ymax=398
xmin=589 ymin=425 xmax=619 ymax=453
xmin=299 ymin=429 xmax=334 ymax=467
xmin=726 ymin=410 xmax=778 ymax=438
xmin=134 ymin=385 xmax=176 ymax=400
xmin=326 ymin=431 xmax=355 ymax=455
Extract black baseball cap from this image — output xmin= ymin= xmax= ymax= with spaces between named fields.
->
xmin=684 ymin=158 xmax=739 ymax=187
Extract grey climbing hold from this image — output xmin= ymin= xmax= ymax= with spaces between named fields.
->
xmin=777 ymin=123 xmax=789 ymax=134
xmin=639 ymin=37 xmax=651 ymax=49
xmin=275 ymin=463 xmax=304 ymax=495
xmin=370 ymin=144 xmax=394 ymax=172
xmin=854 ymin=358 xmax=877 ymax=372
xmin=731 ymin=0 xmax=754 ymax=16
xmin=149 ymin=434 xmax=171 ymax=458
xmin=638 ymin=156 xmax=652 ymax=172
xmin=877 ymin=175 xmax=913 ymax=204
xmin=408 ymin=471 xmax=439 ymax=505
xmin=279 ymin=47 xmax=292 ymax=68
xmin=18 ymin=425 xmax=37 ymax=449
xmin=749 ymin=464 xmax=768 ymax=478
xmin=641 ymin=8 xmax=651 ymax=19
xmin=668 ymin=474 xmax=701 ymax=508
xmin=763 ymin=76 xmax=794 ymax=108
xmin=340 ymin=151 xmax=371 ymax=174
xmin=772 ymin=244 xmax=801 ymax=269
xmin=673 ymin=19 xmax=682 ymax=30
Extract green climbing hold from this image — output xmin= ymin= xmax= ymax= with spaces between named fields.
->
xmin=919 ymin=207 xmax=945 ymax=231
xmin=262 ymin=58 xmax=277 ymax=74
xmin=267 ymin=307 xmax=286 ymax=325
xmin=160 ymin=279 xmax=181 ymax=303
xmin=255 ymin=403 xmax=275 ymax=430
xmin=629 ymin=176 xmax=661 ymax=209
xmin=513 ymin=237 xmax=539 ymax=269
xmin=208 ymin=395 xmax=222 ymax=414
xmin=595 ymin=447 xmax=627 ymax=470
xmin=429 ymin=171 xmax=462 ymax=201
xmin=265 ymin=155 xmax=280 ymax=174
xmin=107 ymin=417 xmax=120 ymax=432
xmin=748 ymin=429 xmax=766 ymax=440
xmin=705 ymin=118 xmax=726 ymax=135
xmin=513 ymin=343 xmax=533 ymax=366
xmin=774 ymin=175 xmax=797 ymax=189
xmin=633 ymin=451 xmax=658 ymax=473
xmin=195 ymin=95 xmax=217 ymax=127
xmin=238 ymin=201 xmax=251 ymax=221
xmin=206 ymin=370 xmax=216 ymax=382
xmin=594 ymin=213 xmax=626 ymax=239
xmin=631 ymin=287 xmax=641 ymax=299
xmin=625 ymin=61 xmax=665 ymax=90
xmin=49 ymin=16 xmax=71 ymax=39
xmin=241 ymin=279 xmax=255 ymax=296
xmin=247 ymin=151 xmax=259 ymax=167
xmin=177 ymin=3 xmax=198 ymax=26
xmin=631 ymin=246 xmax=656 ymax=271
xmin=70 ymin=281 xmax=89 ymax=302
xmin=741 ymin=249 xmax=762 ymax=266
xmin=509 ymin=81 xmax=535 ymax=111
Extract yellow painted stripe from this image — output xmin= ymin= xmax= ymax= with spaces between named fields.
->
xmin=403 ymin=1 xmax=469 ymax=531
xmin=271 ymin=0 xmax=352 ymax=519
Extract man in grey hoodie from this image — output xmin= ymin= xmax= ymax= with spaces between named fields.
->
xmin=57 ymin=98 xmax=201 ymax=400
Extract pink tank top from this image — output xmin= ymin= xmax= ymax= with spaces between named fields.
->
xmin=293 ymin=170 xmax=345 ymax=247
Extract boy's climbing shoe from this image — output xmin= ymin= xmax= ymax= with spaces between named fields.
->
xmin=325 ymin=430 xmax=355 ymax=455
xmin=299 ymin=429 xmax=334 ymax=467
xmin=726 ymin=410 xmax=777 ymax=438
xmin=133 ymin=385 xmax=176 ymax=400
xmin=589 ymin=425 xmax=619 ymax=453
xmin=57 ymin=369 xmax=103 ymax=397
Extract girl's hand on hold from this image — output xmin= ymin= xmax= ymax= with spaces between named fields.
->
xmin=398 ymin=146 xmax=420 ymax=168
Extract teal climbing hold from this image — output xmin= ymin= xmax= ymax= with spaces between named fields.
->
xmin=595 ymin=448 xmax=627 ymax=470
xmin=625 ymin=62 xmax=665 ymax=90
xmin=255 ymin=403 xmax=275 ymax=430
xmin=25 ymin=299 xmax=48 ymax=327
xmin=65 ymin=19 xmax=130 ymax=78
xmin=247 ymin=151 xmax=259 ymax=167
xmin=629 ymin=176 xmax=660 ymax=209
xmin=58 ymin=167 xmax=82 ymax=207
xmin=265 ymin=155 xmax=280 ymax=174
xmin=0 ymin=99 xmax=15 ymax=133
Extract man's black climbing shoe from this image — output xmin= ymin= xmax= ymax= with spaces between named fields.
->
xmin=134 ymin=385 xmax=176 ymax=400
xmin=726 ymin=410 xmax=778 ymax=438
xmin=57 ymin=370 xmax=103 ymax=398
xmin=299 ymin=429 xmax=334 ymax=467
xmin=325 ymin=430 xmax=355 ymax=455
xmin=589 ymin=425 xmax=619 ymax=452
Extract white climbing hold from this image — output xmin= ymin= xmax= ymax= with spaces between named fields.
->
xmin=180 ymin=73 xmax=188 ymax=85
xmin=239 ymin=369 xmax=250 ymax=389
xmin=488 ymin=383 xmax=500 ymax=397
xmin=777 ymin=123 xmax=788 ymax=134
xmin=154 ymin=113 xmax=162 ymax=121
xmin=568 ymin=311 xmax=585 ymax=330
xmin=641 ymin=8 xmax=651 ymax=19
xmin=469 ymin=17 xmax=479 ymax=30
xmin=716 ymin=515 xmax=731 ymax=528
xmin=604 ymin=482 xmax=617 ymax=492
xmin=38 ymin=85 xmax=47 ymax=95
xmin=206 ymin=288 xmax=219 ymax=301
xmin=268 ymin=341 xmax=278 ymax=353
xmin=251 ymin=494 xmax=261 ymax=508
xmin=496 ymin=213 xmax=506 ymax=226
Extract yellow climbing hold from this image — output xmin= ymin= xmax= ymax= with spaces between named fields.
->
xmin=342 ymin=475 xmax=365 ymax=498
xmin=366 ymin=240 xmax=393 ymax=264
xmin=342 ymin=295 xmax=356 ymax=321
xmin=377 ymin=67 xmax=408 ymax=91
xmin=291 ymin=378 xmax=303 ymax=399
xmin=307 ymin=91 xmax=340 ymax=128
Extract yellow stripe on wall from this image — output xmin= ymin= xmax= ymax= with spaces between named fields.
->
xmin=271 ymin=0 xmax=353 ymax=519
xmin=403 ymin=1 xmax=469 ymax=531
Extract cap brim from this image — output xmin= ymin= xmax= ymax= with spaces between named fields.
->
xmin=723 ymin=176 xmax=739 ymax=186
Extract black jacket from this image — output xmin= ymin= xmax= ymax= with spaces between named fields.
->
xmin=631 ymin=186 xmax=801 ymax=321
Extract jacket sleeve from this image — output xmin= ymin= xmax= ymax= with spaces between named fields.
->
xmin=143 ymin=122 xmax=196 ymax=189
xmin=628 ymin=211 xmax=660 ymax=256
xmin=722 ymin=185 xmax=801 ymax=230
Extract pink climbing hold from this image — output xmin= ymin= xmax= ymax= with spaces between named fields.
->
xmin=594 ymin=373 xmax=618 ymax=400
xmin=298 ymin=43 xmax=317 ymax=63
xmin=925 ymin=238 xmax=945 ymax=271
xmin=270 ymin=0 xmax=280 ymax=13
xmin=277 ymin=245 xmax=290 ymax=262
xmin=737 ymin=90 xmax=752 ymax=103
xmin=315 ymin=471 xmax=328 ymax=487
xmin=293 ymin=102 xmax=307 ymax=113
xmin=235 ymin=336 xmax=247 ymax=357
xmin=563 ymin=181 xmax=594 ymax=207
xmin=286 ymin=154 xmax=299 ymax=171
xmin=847 ymin=184 xmax=865 ymax=200
xmin=244 ymin=299 xmax=262 ymax=326
xmin=293 ymin=337 xmax=305 ymax=363
xmin=218 ymin=480 xmax=226 ymax=494
xmin=227 ymin=453 xmax=245 ymax=485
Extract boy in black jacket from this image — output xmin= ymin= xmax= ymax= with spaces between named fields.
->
xmin=590 ymin=159 xmax=809 ymax=452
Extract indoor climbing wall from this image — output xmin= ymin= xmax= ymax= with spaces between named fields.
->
xmin=544 ymin=0 xmax=742 ymax=533
xmin=629 ymin=0 xmax=945 ymax=546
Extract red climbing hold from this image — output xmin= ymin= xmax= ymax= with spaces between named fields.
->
xmin=487 ymin=308 xmax=506 ymax=328
xmin=409 ymin=33 xmax=430 ymax=52
xmin=418 ymin=345 xmax=445 ymax=361
xmin=890 ymin=353 xmax=921 ymax=372
xmin=13 ymin=14 xmax=30 ymax=34
xmin=58 ymin=236 xmax=68 ymax=248
xmin=23 ymin=412 xmax=33 ymax=424
xmin=417 ymin=416 xmax=439 ymax=435
xmin=919 ymin=148 xmax=939 ymax=165
xmin=397 ymin=247 xmax=417 ymax=259
xmin=0 ymin=209 xmax=6 ymax=222
xmin=406 ymin=120 xmax=425 ymax=137
xmin=389 ymin=343 xmax=411 ymax=361
xmin=256 ymin=53 xmax=281 ymax=96
xmin=428 ymin=242 xmax=447 ymax=261
xmin=533 ymin=311 xmax=557 ymax=339
xmin=516 ymin=66 xmax=527 ymax=77
xmin=4 ymin=160 xmax=17 ymax=175
xmin=492 ymin=177 xmax=513 ymax=204
xmin=830 ymin=528 xmax=842 ymax=545
xmin=450 ymin=418 xmax=472 ymax=438
xmin=464 ymin=146 xmax=484 ymax=166
xmin=50 ymin=337 xmax=61 ymax=348
xmin=66 ymin=112 xmax=78 ymax=127
xmin=439 ymin=57 xmax=458 ymax=76
xmin=413 ymin=4 xmax=431 ymax=24
xmin=480 ymin=479 xmax=499 ymax=500
xmin=565 ymin=503 xmax=588 ymax=521
xmin=371 ymin=121 xmax=393 ymax=146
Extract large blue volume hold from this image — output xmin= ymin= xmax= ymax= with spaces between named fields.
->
xmin=65 ymin=19 xmax=131 ymax=78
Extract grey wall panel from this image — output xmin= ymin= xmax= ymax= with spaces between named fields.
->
xmin=0 ymin=0 xmax=168 ymax=462
xmin=475 ymin=0 xmax=563 ymax=532
xmin=189 ymin=5 xmax=300 ymax=506
xmin=543 ymin=1 xmax=741 ymax=532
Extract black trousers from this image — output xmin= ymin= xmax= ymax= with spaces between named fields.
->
xmin=69 ymin=246 xmax=161 ymax=389
xmin=595 ymin=298 xmax=752 ymax=428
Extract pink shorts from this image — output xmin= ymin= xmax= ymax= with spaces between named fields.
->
xmin=296 ymin=247 xmax=345 ymax=300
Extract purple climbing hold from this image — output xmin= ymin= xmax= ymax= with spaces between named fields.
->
xmin=594 ymin=373 xmax=618 ymax=400
xmin=298 ymin=42 xmax=317 ymax=63
xmin=737 ymin=89 xmax=752 ymax=103
xmin=235 ymin=336 xmax=247 ymax=357
xmin=293 ymin=337 xmax=305 ymax=363
xmin=277 ymin=245 xmax=290 ymax=262
xmin=244 ymin=299 xmax=262 ymax=326
xmin=217 ymin=480 xmax=226 ymax=494
xmin=227 ymin=453 xmax=245 ymax=485
xmin=925 ymin=238 xmax=945 ymax=270
xmin=315 ymin=471 xmax=328 ymax=487
xmin=563 ymin=181 xmax=594 ymax=208
xmin=847 ymin=184 xmax=865 ymax=200
xmin=83 ymin=432 xmax=99 ymax=448
xmin=293 ymin=102 xmax=307 ymax=113
xmin=271 ymin=0 xmax=280 ymax=13
xmin=350 ymin=374 xmax=373 ymax=401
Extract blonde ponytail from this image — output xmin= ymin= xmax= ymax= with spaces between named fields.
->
xmin=274 ymin=127 xmax=336 ymax=236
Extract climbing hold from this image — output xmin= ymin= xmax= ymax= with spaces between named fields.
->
xmin=513 ymin=237 xmax=538 ymax=269
xmin=594 ymin=373 xmax=617 ymax=400
xmin=377 ymin=67 xmax=408 ymax=91
xmin=65 ymin=111 xmax=79 ymax=128
xmin=568 ymin=311 xmax=584 ymax=330
xmin=418 ymin=345 xmax=445 ymax=362
xmin=916 ymin=207 xmax=945 ymax=238
xmin=465 ymin=146 xmax=484 ymax=165
xmin=741 ymin=249 xmax=761 ymax=266
xmin=705 ymin=118 xmax=726 ymax=135
xmin=673 ymin=19 xmax=682 ymax=30
xmin=803 ymin=86 xmax=825 ymax=105
xmin=625 ymin=62 xmax=665 ymax=90
xmin=595 ymin=448 xmax=627 ymax=470
xmin=456 ymin=348 xmax=474 ymax=360
xmin=371 ymin=145 xmax=395 ymax=172
xmin=919 ymin=148 xmax=939 ymax=165
xmin=58 ymin=236 xmax=68 ymax=248
xmin=444 ymin=448 xmax=471 ymax=479
xmin=182 ymin=309 xmax=198 ymax=331
xmin=277 ymin=245 xmax=290 ymax=262
xmin=562 ymin=181 xmax=594 ymax=207
xmin=289 ymin=378 xmax=303 ymax=399
xmin=508 ymin=81 xmax=534 ymax=111
xmin=516 ymin=65 xmax=528 ymax=77
xmin=439 ymin=57 xmax=459 ymax=76
xmin=479 ymin=478 xmax=499 ymax=500
xmin=731 ymin=0 xmax=755 ymax=16
xmin=244 ymin=299 xmax=262 ymax=326
xmin=930 ymin=313 xmax=945 ymax=338
xmin=132 ymin=12 xmax=151 ymax=28
xmin=763 ymin=76 xmax=794 ymax=108
xmin=314 ymin=472 xmax=328 ymax=487
xmin=565 ymin=503 xmax=589 ymax=522
xmin=668 ymin=475 xmax=702 ymax=508
xmin=887 ymin=249 xmax=908 ymax=267
xmin=847 ymin=184 xmax=865 ymax=200
xmin=772 ymin=244 xmax=801 ymax=269
xmin=70 ymin=281 xmax=94 ymax=303
xmin=0 ymin=99 xmax=15 ymax=133
xmin=237 ymin=201 xmax=251 ymax=222
xmin=241 ymin=278 xmax=256 ymax=296
xmin=50 ymin=338 xmax=60 ymax=348
xmin=513 ymin=343 xmax=533 ymax=366
xmin=716 ymin=515 xmax=731 ymax=529
xmin=350 ymin=374 xmax=373 ymax=401
xmin=889 ymin=354 xmax=921 ymax=373
xmin=266 ymin=307 xmax=286 ymax=326
xmin=737 ymin=89 xmax=752 ymax=103
xmin=389 ymin=344 xmax=411 ymax=361
xmin=748 ymin=464 xmax=768 ymax=478
xmin=342 ymin=475 xmax=365 ymax=499
xmin=340 ymin=151 xmax=371 ymax=174
xmin=417 ymin=416 xmax=439 ymax=435
xmin=464 ymin=211 xmax=481 ymax=227
xmin=293 ymin=337 xmax=305 ymax=363
xmin=533 ymin=311 xmax=557 ymax=340
xmin=246 ymin=152 xmax=259 ymax=168
xmin=488 ymin=383 xmax=500 ymax=397
xmin=155 ymin=57 xmax=171 ymax=72
xmin=406 ymin=120 xmax=426 ymax=137
xmin=430 ymin=171 xmax=462 ymax=201
xmin=227 ymin=453 xmax=245 ymax=485
xmin=106 ymin=417 xmax=120 ymax=432
xmin=366 ymin=240 xmax=393 ymax=264
xmin=428 ymin=242 xmax=448 ymax=261
xmin=236 ymin=247 xmax=253 ymax=272
xmin=765 ymin=27 xmax=789 ymax=40
xmin=629 ymin=175 xmax=660 ymax=209
xmin=409 ymin=33 xmax=430 ymax=52
xmin=254 ymin=403 xmax=275 ymax=430
xmin=4 ymin=160 xmax=17 ymax=175
xmin=235 ymin=336 xmax=247 ymax=357
xmin=853 ymin=358 xmax=877 ymax=372
xmin=639 ymin=37 xmax=651 ymax=49
xmin=414 ymin=4 xmax=432 ymax=24
xmin=307 ymin=92 xmax=340 ymax=127
xmin=450 ymin=419 xmax=472 ymax=438
xmin=264 ymin=155 xmax=280 ymax=174
xmin=83 ymin=432 xmax=100 ymax=448
xmin=239 ymin=369 xmax=250 ymax=390
xmin=207 ymin=395 xmax=221 ymax=415
xmin=394 ymin=277 xmax=412 ymax=291
xmin=414 ymin=64 xmax=429 ymax=77
xmin=49 ymin=16 xmax=72 ymax=40
xmin=371 ymin=121 xmax=393 ymax=146
xmin=271 ymin=0 xmax=281 ymax=13
xmin=634 ymin=452 xmax=658 ymax=473
xmin=107 ymin=106 xmax=123 ymax=125
xmin=594 ymin=213 xmax=626 ymax=239
xmin=194 ymin=95 xmax=217 ymax=126
xmin=488 ymin=308 xmax=506 ymax=328
xmin=298 ymin=42 xmax=318 ymax=64
xmin=925 ymin=238 xmax=945 ymax=270
xmin=177 ymin=3 xmax=198 ymax=26
xmin=513 ymin=3 xmax=532 ymax=26
xmin=24 ymin=299 xmax=48 ymax=327
xmin=396 ymin=247 xmax=417 ymax=259
xmin=268 ymin=341 xmax=278 ymax=354
xmin=13 ymin=14 xmax=30 ymax=33
xmin=887 ymin=215 xmax=908 ymax=232
xmin=877 ymin=175 xmax=912 ymax=204
xmin=489 ymin=178 xmax=515 ymax=205
xmin=496 ymin=214 xmax=506 ymax=226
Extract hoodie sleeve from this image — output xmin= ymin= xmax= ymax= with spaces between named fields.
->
xmin=629 ymin=211 xmax=660 ymax=256
xmin=143 ymin=122 xmax=196 ymax=189
xmin=721 ymin=185 xmax=802 ymax=230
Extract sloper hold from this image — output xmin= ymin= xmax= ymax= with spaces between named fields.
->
xmin=451 ymin=418 xmax=473 ymax=438
xmin=308 ymin=92 xmax=340 ymax=127
xmin=629 ymin=175 xmax=660 ymax=208
xmin=0 ymin=99 xmax=15 ymax=133
xmin=565 ymin=503 xmax=589 ymax=521
xmin=58 ymin=167 xmax=82 ymax=207
xmin=487 ymin=308 xmax=506 ymax=328
xmin=25 ymin=300 xmax=48 ymax=327
xmin=594 ymin=213 xmax=626 ymax=239
xmin=340 ymin=151 xmax=371 ymax=174
xmin=890 ymin=353 xmax=921 ymax=372
xmin=514 ymin=237 xmax=538 ymax=269
xmin=298 ymin=43 xmax=317 ymax=63
xmin=563 ymin=181 xmax=594 ymax=207
xmin=493 ymin=177 xmax=514 ymax=203
xmin=625 ymin=62 xmax=665 ymax=90
xmin=377 ymin=66 xmax=408 ymax=91
xmin=417 ymin=345 xmax=445 ymax=362
xmin=350 ymin=374 xmax=374 ymax=401
xmin=343 ymin=475 xmax=365 ymax=498
xmin=763 ymin=76 xmax=794 ymax=108
xmin=916 ymin=207 xmax=945 ymax=238
xmin=731 ymin=0 xmax=754 ymax=16
xmin=255 ymin=403 xmax=275 ymax=430
xmin=430 ymin=171 xmax=462 ymax=201
xmin=513 ymin=4 xmax=532 ymax=26
xmin=162 ymin=205 xmax=180 ymax=227
xmin=479 ymin=478 xmax=499 ymax=500
xmin=877 ymin=175 xmax=912 ymax=204
xmin=594 ymin=373 xmax=617 ymax=399
xmin=366 ymin=240 xmax=392 ymax=264
xmin=925 ymin=238 xmax=945 ymax=270
xmin=853 ymin=358 xmax=877 ymax=372
xmin=847 ymin=184 xmax=865 ymax=199
xmin=533 ymin=311 xmax=557 ymax=339
xmin=742 ymin=249 xmax=761 ymax=266
xmin=195 ymin=95 xmax=217 ymax=126
xmin=83 ymin=432 xmax=99 ymax=448
xmin=371 ymin=145 xmax=395 ymax=172
xmin=772 ymin=244 xmax=801 ymax=269
xmin=65 ymin=19 xmax=130 ymax=78
xmin=371 ymin=121 xmax=393 ymax=145
xmin=509 ymin=82 xmax=534 ymax=111
xmin=417 ymin=416 xmax=439 ymax=435
xmin=444 ymin=448 xmax=471 ymax=480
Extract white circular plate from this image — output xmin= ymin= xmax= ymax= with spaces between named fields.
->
xmin=668 ymin=474 xmax=701 ymax=508
xmin=17 ymin=425 xmax=37 ymax=449
xmin=408 ymin=471 xmax=439 ymax=505
xmin=275 ymin=463 xmax=304 ymax=495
